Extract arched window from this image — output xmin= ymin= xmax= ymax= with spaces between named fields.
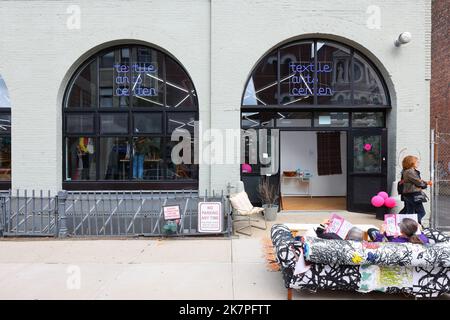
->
xmin=242 ymin=40 xmax=390 ymax=107
xmin=63 ymin=45 xmax=198 ymax=190
xmin=0 ymin=74 xmax=11 ymax=188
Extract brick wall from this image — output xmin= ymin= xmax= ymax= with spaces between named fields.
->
xmin=431 ymin=0 xmax=450 ymax=178
xmin=431 ymin=0 xmax=450 ymax=133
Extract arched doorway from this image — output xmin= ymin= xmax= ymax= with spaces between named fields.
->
xmin=241 ymin=39 xmax=390 ymax=213
xmin=63 ymin=44 xmax=199 ymax=191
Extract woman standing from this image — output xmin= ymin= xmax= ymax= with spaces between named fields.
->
xmin=398 ymin=155 xmax=432 ymax=224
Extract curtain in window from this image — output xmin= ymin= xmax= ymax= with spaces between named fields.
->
xmin=316 ymin=132 xmax=342 ymax=176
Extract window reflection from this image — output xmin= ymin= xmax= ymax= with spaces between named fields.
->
xmin=166 ymin=139 xmax=197 ymax=180
xmin=243 ymin=50 xmax=278 ymax=106
xmin=0 ymin=137 xmax=11 ymax=181
xmin=167 ymin=113 xmax=196 ymax=134
xmin=166 ymin=56 xmax=196 ymax=108
xmin=68 ymin=61 xmax=97 ymax=108
xmin=276 ymin=112 xmax=312 ymax=127
xmin=353 ymin=53 xmax=388 ymax=105
xmin=353 ymin=135 xmax=381 ymax=173
xmin=352 ymin=112 xmax=384 ymax=127
xmin=0 ymin=114 xmax=11 ymax=133
xmin=0 ymin=75 xmax=11 ymax=109
xmin=316 ymin=42 xmax=351 ymax=105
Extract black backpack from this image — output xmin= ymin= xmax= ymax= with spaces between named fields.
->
xmin=397 ymin=172 xmax=404 ymax=195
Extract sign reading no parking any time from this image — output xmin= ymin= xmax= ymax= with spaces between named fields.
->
xmin=198 ymin=202 xmax=222 ymax=233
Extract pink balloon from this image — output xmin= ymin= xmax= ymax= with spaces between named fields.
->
xmin=384 ymin=197 xmax=397 ymax=208
xmin=241 ymin=163 xmax=252 ymax=173
xmin=377 ymin=191 xmax=389 ymax=199
xmin=371 ymin=195 xmax=385 ymax=207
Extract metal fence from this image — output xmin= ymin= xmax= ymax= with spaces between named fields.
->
xmin=0 ymin=190 xmax=58 ymax=237
xmin=0 ymin=190 xmax=232 ymax=238
xmin=431 ymin=129 xmax=450 ymax=231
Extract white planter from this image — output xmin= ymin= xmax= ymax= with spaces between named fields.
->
xmin=262 ymin=204 xmax=278 ymax=221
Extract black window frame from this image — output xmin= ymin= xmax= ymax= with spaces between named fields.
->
xmin=241 ymin=39 xmax=391 ymax=109
xmin=63 ymin=45 xmax=199 ymax=191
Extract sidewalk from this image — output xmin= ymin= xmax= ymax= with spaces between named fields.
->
xmin=0 ymin=211 xmax=447 ymax=300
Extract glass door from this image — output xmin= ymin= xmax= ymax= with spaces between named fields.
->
xmin=347 ymin=128 xmax=387 ymax=213
xmin=241 ymin=128 xmax=280 ymax=206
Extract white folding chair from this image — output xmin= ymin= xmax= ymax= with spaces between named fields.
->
xmin=229 ymin=190 xmax=267 ymax=236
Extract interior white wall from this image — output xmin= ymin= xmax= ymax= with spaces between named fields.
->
xmin=280 ymin=131 xmax=347 ymax=197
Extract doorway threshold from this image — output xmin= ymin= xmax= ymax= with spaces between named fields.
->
xmin=281 ymin=196 xmax=346 ymax=211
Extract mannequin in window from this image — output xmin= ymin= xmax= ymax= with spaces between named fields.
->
xmin=133 ymin=137 xmax=152 ymax=179
xmin=77 ymin=137 xmax=94 ymax=180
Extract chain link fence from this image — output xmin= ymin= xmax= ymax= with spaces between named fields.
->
xmin=431 ymin=130 xmax=450 ymax=231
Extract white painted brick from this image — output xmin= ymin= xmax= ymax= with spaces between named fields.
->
xmin=0 ymin=0 xmax=431 ymax=199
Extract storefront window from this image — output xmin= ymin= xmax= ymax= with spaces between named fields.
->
xmin=99 ymin=137 xmax=129 ymax=180
xmin=276 ymin=112 xmax=312 ymax=127
xmin=0 ymin=75 xmax=11 ymax=184
xmin=132 ymin=137 xmax=163 ymax=180
xmin=65 ymin=137 xmax=96 ymax=181
xmin=352 ymin=112 xmax=384 ymax=127
xmin=63 ymin=45 xmax=198 ymax=188
xmin=314 ymin=112 xmax=349 ymax=127
xmin=242 ymin=40 xmax=390 ymax=107
xmin=241 ymin=112 xmax=276 ymax=128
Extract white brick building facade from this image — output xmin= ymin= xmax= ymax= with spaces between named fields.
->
xmin=0 ymin=0 xmax=431 ymax=220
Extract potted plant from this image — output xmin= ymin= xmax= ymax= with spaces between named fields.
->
xmin=258 ymin=178 xmax=279 ymax=221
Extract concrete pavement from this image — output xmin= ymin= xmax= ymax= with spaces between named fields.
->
xmin=0 ymin=211 xmax=448 ymax=300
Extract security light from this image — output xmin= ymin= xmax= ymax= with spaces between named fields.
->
xmin=394 ymin=32 xmax=412 ymax=47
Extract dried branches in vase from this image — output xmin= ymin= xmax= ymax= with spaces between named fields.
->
xmin=258 ymin=178 xmax=279 ymax=207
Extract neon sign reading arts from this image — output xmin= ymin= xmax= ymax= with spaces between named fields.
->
xmin=289 ymin=61 xmax=333 ymax=96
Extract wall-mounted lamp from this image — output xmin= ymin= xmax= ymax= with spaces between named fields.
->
xmin=394 ymin=32 xmax=412 ymax=47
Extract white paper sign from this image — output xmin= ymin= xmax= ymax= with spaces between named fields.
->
xmin=198 ymin=202 xmax=223 ymax=233
xmin=294 ymin=248 xmax=311 ymax=275
xmin=318 ymin=115 xmax=331 ymax=125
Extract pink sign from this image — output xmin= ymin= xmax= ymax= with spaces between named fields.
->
xmin=163 ymin=205 xmax=181 ymax=221
xmin=325 ymin=213 xmax=354 ymax=239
